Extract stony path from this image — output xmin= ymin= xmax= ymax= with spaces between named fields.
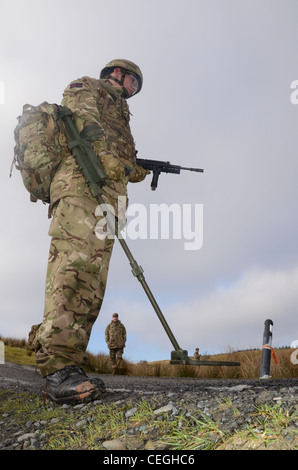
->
xmin=0 ymin=362 xmax=297 ymax=450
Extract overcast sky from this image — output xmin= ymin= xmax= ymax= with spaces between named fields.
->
xmin=1 ymin=0 xmax=298 ymax=364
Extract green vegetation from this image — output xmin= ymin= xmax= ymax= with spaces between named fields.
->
xmin=0 ymin=389 xmax=297 ymax=450
xmin=0 ymin=335 xmax=297 ymax=450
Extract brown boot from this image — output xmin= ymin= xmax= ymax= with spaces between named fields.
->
xmin=42 ymin=366 xmax=105 ymax=404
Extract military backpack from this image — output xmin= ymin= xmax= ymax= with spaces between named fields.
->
xmin=11 ymin=102 xmax=64 ymax=203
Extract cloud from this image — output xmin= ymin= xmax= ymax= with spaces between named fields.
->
xmin=86 ymin=264 xmax=298 ymax=362
xmin=168 ymin=265 xmax=298 ymax=354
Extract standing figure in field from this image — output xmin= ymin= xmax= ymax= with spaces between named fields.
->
xmin=105 ymin=313 xmax=127 ymax=374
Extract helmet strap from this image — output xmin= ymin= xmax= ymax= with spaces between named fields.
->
xmin=107 ymin=70 xmax=130 ymax=98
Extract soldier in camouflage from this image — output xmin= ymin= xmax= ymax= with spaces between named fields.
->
xmin=32 ymin=60 xmax=149 ymax=404
xmin=105 ymin=313 xmax=127 ymax=373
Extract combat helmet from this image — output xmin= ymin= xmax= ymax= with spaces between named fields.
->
xmin=100 ymin=59 xmax=143 ymax=97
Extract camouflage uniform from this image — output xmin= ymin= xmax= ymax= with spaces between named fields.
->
xmin=193 ymin=348 xmax=200 ymax=360
xmin=34 ymin=76 xmax=147 ymax=377
xmin=105 ymin=318 xmax=126 ymax=372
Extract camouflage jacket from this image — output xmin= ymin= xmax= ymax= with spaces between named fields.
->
xmin=105 ymin=320 xmax=126 ymax=349
xmin=50 ymin=76 xmax=148 ymax=210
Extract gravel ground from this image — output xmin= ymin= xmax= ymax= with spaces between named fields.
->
xmin=0 ymin=363 xmax=297 ymax=450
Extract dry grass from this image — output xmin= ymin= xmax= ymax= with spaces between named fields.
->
xmin=86 ymin=347 xmax=297 ymax=379
xmin=1 ymin=334 xmax=297 ymax=379
xmin=0 ymin=335 xmax=27 ymax=349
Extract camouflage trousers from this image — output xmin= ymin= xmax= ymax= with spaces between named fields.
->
xmin=35 ymin=196 xmax=114 ymax=377
xmin=109 ymin=348 xmax=124 ymax=373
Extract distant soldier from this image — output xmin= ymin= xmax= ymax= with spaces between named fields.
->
xmin=194 ymin=347 xmax=200 ymax=360
xmin=105 ymin=313 xmax=127 ymax=373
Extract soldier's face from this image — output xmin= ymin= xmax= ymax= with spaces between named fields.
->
xmin=109 ymin=67 xmax=139 ymax=98
xmin=123 ymin=73 xmax=139 ymax=97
